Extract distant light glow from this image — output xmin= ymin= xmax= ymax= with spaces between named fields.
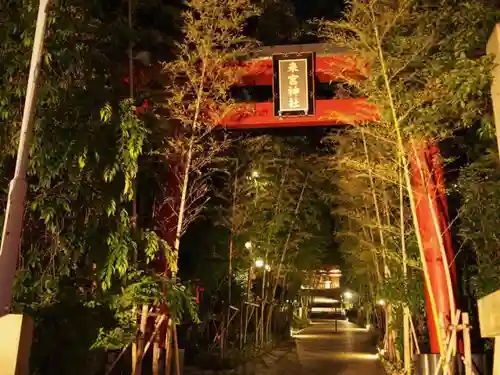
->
xmin=255 ymin=259 xmax=264 ymax=268
xmin=311 ymin=307 xmax=343 ymax=313
xmin=344 ymin=291 xmax=353 ymax=299
xmin=251 ymin=170 xmax=260 ymax=178
xmin=264 ymin=264 xmax=271 ymax=271
xmin=245 ymin=241 xmax=252 ymax=249
xmin=377 ymin=299 xmax=386 ymax=306
xmin=312 ymin=297 xmax=338 ymax=304
xmin=329 ymin=352 xmax=379 ymax=361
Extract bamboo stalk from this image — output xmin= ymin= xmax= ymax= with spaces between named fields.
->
xmin=368 ymin=0 xmax=445 ymax=356
xmin=228 ymin=159 xmax=238 ymax=348
xmin=266 ymin=177 xmax=309 ymax=344
xmin=105 ymin=344 xmax=131 ymax=375
xmin=362 ymin=128 xmax=396 ymax=357
xmin=128 ymin=0 xmax=138 ymax=366
xmin=400 ymin=161 xmax=411 ymax=374
xmin=409 ymin=313 xmax=421 ymax=355
xmin=361 ymin=129 xmax=389 ymax=278
xmin=360 ymin=219 xmax=382 ymax=283
xmin=172 ymin=55 xmax=209 ymax=281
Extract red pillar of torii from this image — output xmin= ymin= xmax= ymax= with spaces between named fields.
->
xmin=221 ymin=43 xmax=458 ymax=354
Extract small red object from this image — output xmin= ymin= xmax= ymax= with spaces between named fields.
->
xmin=196 ymin=286 xmax=205 ymax=304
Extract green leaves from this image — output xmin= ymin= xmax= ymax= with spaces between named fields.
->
xmin=458 ymin=150 xmax=500 ymax=298
xmin=102 ymin=210 xmax=136 ymax=290
xmin=100 ymin=103 xmax=112 ymax=123
xmin=92 ymin=275 xmax=199 ymax=350
xmin=0 ymin=1 xmax=200 ymax=373
xmin=320 ymin=0 xmax=496 ymax=140
xmin=99 ymin=99 xmax=148 ymax=201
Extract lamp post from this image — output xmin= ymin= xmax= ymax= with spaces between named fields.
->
xmin=0 ymin=1 xmax=53 ymax=373
xmin=0 ymin=0 xmax=54 ymax=316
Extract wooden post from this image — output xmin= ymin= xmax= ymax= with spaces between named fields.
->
xmin=0 ymin=314 xmax=33 ymax=375
xmin=255 ymin=307 xmax=259 ymax=346
xmin=432 ymin=310 xmax=460 ymax=375
xmin=132 ymin=306 xmax=138 ymax=375
xmin=409 ymin=315 xmax=421 ymax=355
xmin=220 ymin=316 xmax=225 ymax=358
xmin=153 ymin=324 xmax=161 ymax=375
xmin=494 ymin=339 xmax=500 ymax=375
xmin=133 ymin=304 xmax=149 ymax=375
xmin=403 ymin=307 xmax=411 ymax=375
xmin=165 ymin=318 xmax=173 ymax=375
xmin=239 ymin=301 xmax=244 ymax=349
xmin=462 ymin=312 xmax=472 ymax=375
xmin=478 ymin=290 xmax=500 ymax=375
xmin=173 ymin=324 xmax=181 ymax=375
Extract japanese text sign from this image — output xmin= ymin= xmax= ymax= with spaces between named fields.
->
xmin=272 ymin=52 xmax=315 ymax=117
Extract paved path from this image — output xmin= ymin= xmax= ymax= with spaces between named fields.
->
xmin=292 ymin=320 xmax=385 ymax=375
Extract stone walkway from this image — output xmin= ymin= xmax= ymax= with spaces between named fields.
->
xmin=184 ymin=320 xmax=384 ymax=375
xmin=291 ymin=320 xmax=385 ymax=375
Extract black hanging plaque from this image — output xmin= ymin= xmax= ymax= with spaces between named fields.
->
xmin=272 ymin=52 xmax=315 ymax=117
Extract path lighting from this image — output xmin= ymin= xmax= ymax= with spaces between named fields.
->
xmin=245 ymin=241 xmax=252 ymax=250
xmin=343 ymin=291 xmax=353 ymax=300
xmin=377 ymin=299 xmax=386 ymax=306
xmin=255 ymin=259 xmax=264 ymax=268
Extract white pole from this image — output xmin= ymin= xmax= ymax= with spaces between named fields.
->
xmin=0 ymin=0 xmax=54 ymax=315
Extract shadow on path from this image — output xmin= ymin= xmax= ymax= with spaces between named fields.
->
xmin=293 ymin=319 xmax=385 ymax=375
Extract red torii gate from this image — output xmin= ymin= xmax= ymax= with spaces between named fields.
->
xmin=221 ymin=43 xmax=457 ymax=354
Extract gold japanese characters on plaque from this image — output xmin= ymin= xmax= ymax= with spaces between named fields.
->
xmin=272 ymin=52 xmax=315 ymax=117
